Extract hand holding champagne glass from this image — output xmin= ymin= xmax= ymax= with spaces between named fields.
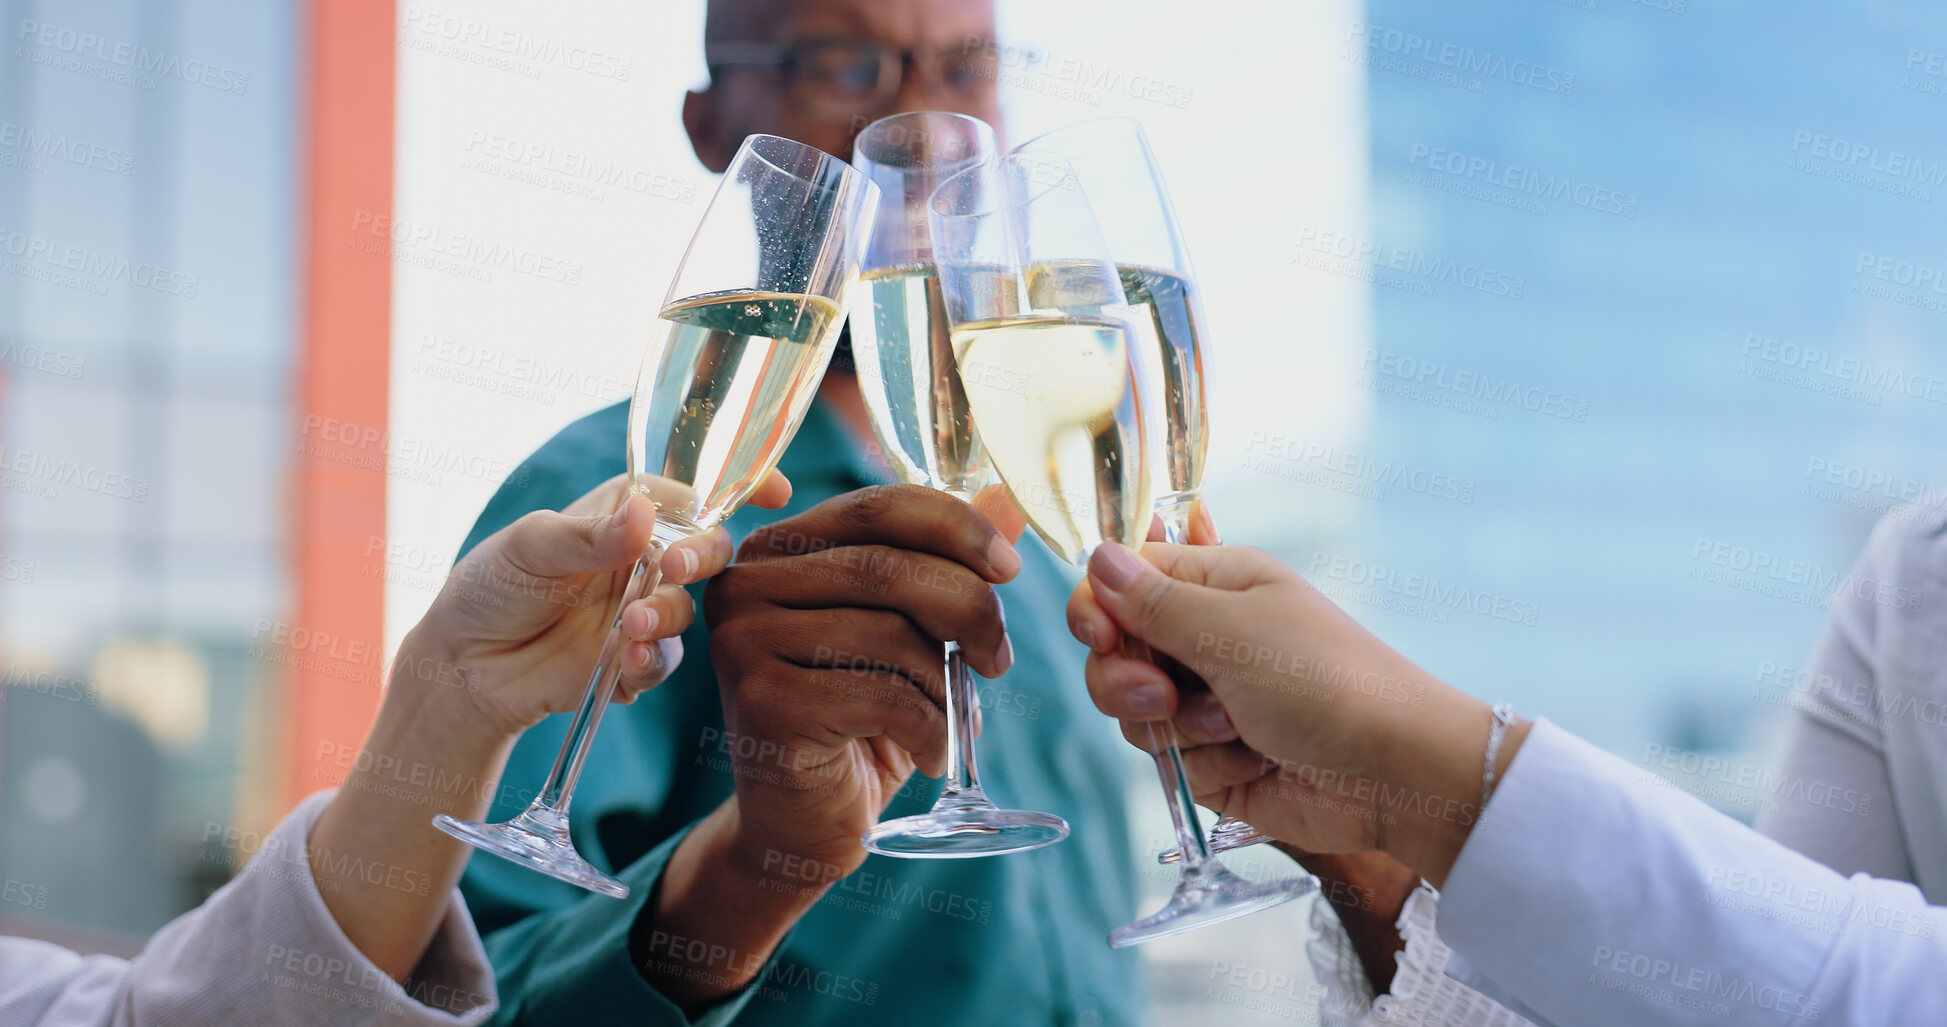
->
xmin=1014 ymin=116 xmax=1274 ymax=862
xmin=434 ymin=135 xmax=878 ymax=897
xmin=929 ymin=152 xmax=1312 ymax=946
xmin=849 ymin=111 xmax=1070 ymax=858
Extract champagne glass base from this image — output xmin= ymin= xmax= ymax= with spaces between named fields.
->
xmin=1157 ymin=820 xmax=1271 ymax=863
xmin=433 ymin=807 xmax=629 ymax=899
xmin=1109 ymin=862 xmax=1315 ymax=948
xmin=863 ymin=791 xmax=1069 ymax=859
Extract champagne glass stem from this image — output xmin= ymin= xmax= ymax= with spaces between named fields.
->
xmin=860 ymin=513 xmax=1068 ymax=856
xmin=1154 ymin=501 xmax=1269 ymax=860
xmin=1155 ymin=503 xmax=1202 ymax=856
xmin=532 ymin=527 xmax=675 ymax=813
xmin=939 ymin=642 xmax=985 ymax=799
xmin=1126 ymin=635 xmax=1213 ymax=868
xmin=1157 ymin=498 xmax=1196 ymax=544
xmin=1148 ymin=718 xmax=1214 ymax=867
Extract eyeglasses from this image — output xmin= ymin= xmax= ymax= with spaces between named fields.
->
xmin=706 ymin=38 xmax=1000 ymax=113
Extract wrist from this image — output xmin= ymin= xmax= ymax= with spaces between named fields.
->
xmin=1294 ymin=850 xmax=1420 ymax=916
xmin=1366 ymin=682 xmax=1493 ymax=886
xmin=328 ymin=628 xmax=511 ymax=821
xmin=636 ymin=801 xmax=828 ymax=1010
xmin=384 ymin=624 xmax=508 ymax=755
xmin=715 ymin=805 xmax=842 ymax=917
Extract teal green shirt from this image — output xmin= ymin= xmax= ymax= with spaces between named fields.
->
xmin=457 ymin=399 xmax=1145 ymax=1026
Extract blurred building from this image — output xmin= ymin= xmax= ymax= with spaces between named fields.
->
xmin=0 ymin=0 xmax=388 ymax=940
xmin=1321 ymin=0 xmax=1947 ymax=771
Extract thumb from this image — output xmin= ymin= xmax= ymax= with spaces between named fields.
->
xmin=1085 ymin=542 xmax=1232 ymax=666
xmin=494 ymin=493 xmax=657 ymax=582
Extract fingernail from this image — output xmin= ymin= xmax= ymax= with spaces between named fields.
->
xmin=994 ymin=634 xmax=1014 ymax=674
xmin=986 ymin=535 xmax=1021 ymax=580
xmin=630 ymin=644 xmax=653 ymax=672
xmin=1198 ymin=704 xmax=1235 ymax=739
xmin=1127 ymin=682 xmax=1169 ymax=717
xmin=612 ymin=499 xmax=633 ymax=527
xmin=680 ymin=547 xmax=699 ymax=579
xmin=1090 ymin=543 xmax=1143 ymax=591
xmin=1074 ymin=617 xmax=1096 ymax=650
xmin=631 ymin=605 xmax=658 ymax=639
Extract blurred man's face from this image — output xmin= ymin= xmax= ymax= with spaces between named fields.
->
xmin=685 ymin=0 xmax=1003 ymax=171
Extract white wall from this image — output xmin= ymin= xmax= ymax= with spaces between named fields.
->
xmin=388 ymin=3 xmax=715 ymax=643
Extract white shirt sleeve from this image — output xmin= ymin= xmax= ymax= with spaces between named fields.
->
xmin=1750 ymin=512 xmax=1915 ymax=882
xmin=1437 ymin=718 xmax=1945 ymax=1027
xmin=0 ymin=791 xmax=498 ymax=1026
xmin=1755 ymin=702 xmax=1912 ymax=882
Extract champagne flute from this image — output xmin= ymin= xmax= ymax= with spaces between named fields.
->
xmin=850 ymin=111 xmax=1070 ymax=858
xmin=433 ymin=135 xmax=878 ymax=897
xmin=1015 ymin=117 xmax=1273 ymax=863
xmin=929 ymin=153 xmax=1312 ymax=946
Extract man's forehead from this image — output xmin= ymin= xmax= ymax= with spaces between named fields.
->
xmin=706 ymin=0 xmax=995 ymax=47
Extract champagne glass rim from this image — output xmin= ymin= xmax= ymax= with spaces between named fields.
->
xmin=927 ymin=152 xmax=1081 ymax=222
xmin=1010 ymin=115 xmax=1149 ymax=161
xmin=854 ymin=111 xmax=998 ymax=171
xmin=737 ymin=132 xmax=868 ymax=189
xmin=1010 ymin=116 xmax=1194 ymax=278
xmin=857 ymin=109 xmax=995 ymax=135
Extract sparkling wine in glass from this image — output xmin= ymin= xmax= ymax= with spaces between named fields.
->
xmin=1016 ymin=116 xmax=1276 ymax=864
xmin=433 ymin=135 xmax=878 ymax=897
xmin=930 ymin=153 xmax=1312 ymax=946
xmin=850 ymin=111 xmax=1070 ymax=858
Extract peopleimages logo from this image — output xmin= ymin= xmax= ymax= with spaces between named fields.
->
xmin=0 ymin=444 xmax=149 ymax=501
xmin=1689 ymin=538 xmax=1922 ymax=612
xmin=0 ymin=338 xmax=85 ymax=381
xmin=1707 ymin=866 xmax=1936 ymax=939
xmin=348 ymin=210 xmax=584 ymax=286
xmin=1587 ymin=947 xmax=1822 ymax=1019
xmin=959 ymin=37 xmax=1194 ymax=111
xmin=1293 ymin=226 xmax=1526 ymax=299
xmin=1740 ymin=332 xmax=1947 ymax=406
xmin=0 ymin=227 xmax=200 ymax=297
xmin=1308 ymin=553 xmax=1541 ymax=626
xmin=0 ymin=664 xmax=98 ymax=706
xmin=1852 ymin=251 xmax=1947 ymax=315
xmin=460 ymin=131 xmax=695 ymax=203
xmin=1406 ymin=144 xmax=1639 ymax=218
xmin=15 ymin=19 xmax=249 ymax=93
xmin=0 ymin=121 xmax=133 ymax=175
xmin=1856 ymin=252 xmax=1947 ymax=295
xmin=401 ymin=9 xmax=634 ymax=81
xmin=411 ymin=335 xmax=630 ymax=407
xmin=1345 ymin=23 xmax=1575 ymax=94
xmin=1243 ymin=433 xmax=1477 ymax=504
xmin=1754 ymin=659 xmax=1947 ymax=731
xmin=1906 ymin=49 xmax=1947 ymax=96
xmin=1639 ymin=743 xmax=1871 ymax=816
xmin=1358 ymin=348 xmax=1590 ymax=421
xmin=1804 ymin=457 xmax=1947 ymax=506
xmin=1 ymin=879 xmax=47 ymax=910
xmin=299 ymin=414 xmax=530 ymax=488
xmin=1789 ymin=131 xmax=1947 ymax=188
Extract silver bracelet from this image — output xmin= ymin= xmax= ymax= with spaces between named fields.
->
xmin=1481 ymin=702 xmax=1516 ymax=812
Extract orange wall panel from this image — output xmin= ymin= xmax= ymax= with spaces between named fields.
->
xmin=288 ymin=0 xmax=395 ymax=808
